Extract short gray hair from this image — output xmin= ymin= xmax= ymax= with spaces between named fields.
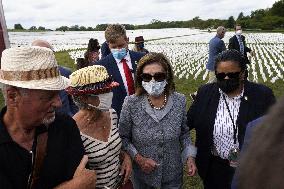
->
xmin=216 ymin=26 xmax=226 ymax=35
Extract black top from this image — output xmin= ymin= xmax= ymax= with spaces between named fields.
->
xmin=0 ymin=107 xmax=85 ymax=189
xmin=187 ymin=81 xmax=275 ymax=179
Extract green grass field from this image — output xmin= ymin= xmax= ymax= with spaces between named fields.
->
xmin=0 ymin=51 xmax=283 ymax=188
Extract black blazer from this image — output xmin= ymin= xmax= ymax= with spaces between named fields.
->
xmin=96 ymin=50 xmax=145 ymax=117
xmin=187 ymin=81 xmax=275 ymax=179
xmin=228 ymin=35 xmax=251 ymax=64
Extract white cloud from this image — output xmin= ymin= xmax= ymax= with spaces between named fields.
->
xmin=2 ymin=0 xmax=277 ymax=29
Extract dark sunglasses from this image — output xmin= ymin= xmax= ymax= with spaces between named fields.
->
xmin=215 ymin=71 xmax=241 ymax=80
xmin=141 ymin=72 xmax=167 ymax=82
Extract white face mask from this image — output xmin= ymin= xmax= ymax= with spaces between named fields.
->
xmin=88 ymin=92 xmax=113 ymax=111
xmin=142 ymin=80 xmax=167 ymax=97
xmin=236 ymin=30 xmax=242 ymax=35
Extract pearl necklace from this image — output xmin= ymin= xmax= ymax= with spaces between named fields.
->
xmin=147 ymin=94 xmax=167 ymax=110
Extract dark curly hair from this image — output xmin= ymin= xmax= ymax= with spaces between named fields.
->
xmin=135 ymin=52 xmax=175 ymax=96
xmin=87 ymin=38 xmax=100 ymax=52
xmin=214 ymin=49 xmax=247 ymax=72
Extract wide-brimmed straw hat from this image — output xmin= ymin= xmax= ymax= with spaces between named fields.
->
xmin=66 ymin=65 xmax=119 ymax=96
xmin=0 ymin=46 xmax=70 ymax=90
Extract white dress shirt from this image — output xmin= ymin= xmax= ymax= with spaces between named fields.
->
xmin=213 ymin=89 xmax=244 ymax=159
xmin=113 ymin=51 xmax=134 ymax=95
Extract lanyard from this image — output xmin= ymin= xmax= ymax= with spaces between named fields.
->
xmin=222 ymin=94 xmax=238 ymax=144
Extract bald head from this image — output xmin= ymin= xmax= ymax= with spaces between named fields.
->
xmin=31 ymin=39 xmax=53 ymax=50
xmin=216 ymin=26 xmax=226 ymax=39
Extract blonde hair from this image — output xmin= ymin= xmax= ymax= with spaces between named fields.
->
xmin=105 ymin=24 xmax=127 ymax=43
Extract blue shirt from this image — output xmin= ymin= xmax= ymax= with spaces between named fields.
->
xmin=206 ymin=36 xmax=226 ymax=71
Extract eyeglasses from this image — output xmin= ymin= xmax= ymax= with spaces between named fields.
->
xmin=141 ymin=72 xmax=167 ymax=82
xmin=215 ymin=72 xmax=241 ymax=80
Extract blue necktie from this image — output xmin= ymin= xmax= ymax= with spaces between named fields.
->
xmin=237 ymin=36 xmax=244 ymax=55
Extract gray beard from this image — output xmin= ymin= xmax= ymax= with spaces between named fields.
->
xmin=42 ymin=115 xmax=55 ymax=126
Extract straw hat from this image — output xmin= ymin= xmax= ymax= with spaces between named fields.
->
xmin=66 ymin=65 xmax=119 ymax=96
xmin=0 ymin=46 xmax=70 ymax=90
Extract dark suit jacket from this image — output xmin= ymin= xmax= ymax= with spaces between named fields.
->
xmin=95 ymin=50 xmax=145 ymax=116
xmin=187 ymin=81 xmax=275 ymax=179
xmin=228 ymin=35 xmax=251 ymax=64
xmin=57 ymin=66 xmax=78 ymax=116
xmin=101 ymin=41 xmax=111 ymax=58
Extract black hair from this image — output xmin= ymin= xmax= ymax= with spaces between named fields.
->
xmin=214 ymin=50 xmax=247 ymax=72
xmin=87 ymin=38 xmax=100 ymax=52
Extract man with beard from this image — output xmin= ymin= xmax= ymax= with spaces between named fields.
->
xmin=187 ymin=50 xmax=275 ymax=189
xmin=0 ymin=46 xmax=96 ymax=188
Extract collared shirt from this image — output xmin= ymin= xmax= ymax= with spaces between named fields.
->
xmin=236 ymin=35 xmax=245 ymax=55
xmin=213 ymin=89 xmax=244 ymax=159
xmin=0 ymin=107 xmax=84 ymax=189
xmin=113 ymin=51 xmax=134 ymax=95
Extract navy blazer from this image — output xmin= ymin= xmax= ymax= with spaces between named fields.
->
xmin=95 ymin=50 xmax=145 ymax=116
xmin=228 ymin=35 xmax=252 ymax=64
xmin=57 ymin=66 xmax=78 ymax=116
xmin=101 ymin=41 xmax=111 ymax=58
xmin=187 ymin=81 xmax=275 ymax=179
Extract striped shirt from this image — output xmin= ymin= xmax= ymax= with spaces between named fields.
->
xmin=81 ymin=109 xmax=122 ymax=189
xmin=213 ymin=89 xmax=243 ymax=159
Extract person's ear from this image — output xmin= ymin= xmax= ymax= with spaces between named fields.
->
xmin=240 ymin=70 xmax=246 ymax=81
xmin=6 ymin=87 xmax=21 ymax=107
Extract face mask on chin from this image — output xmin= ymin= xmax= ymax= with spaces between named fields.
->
xmin=111 ymin=48 xmax=127 ymax=60
xmin=217 ymin=78 xmax=240 ymax=94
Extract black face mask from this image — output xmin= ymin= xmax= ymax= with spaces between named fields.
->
xmin=217 ymin=78 xmax=240 ymax=93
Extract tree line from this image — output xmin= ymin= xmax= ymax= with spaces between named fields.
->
xmin=11 ymin=0 xmax=284 ymax=31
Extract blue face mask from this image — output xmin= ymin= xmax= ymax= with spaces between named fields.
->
xmin=111 ymin=48 xmax=127 ymax=60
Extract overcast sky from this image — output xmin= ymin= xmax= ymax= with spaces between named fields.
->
xmin=2 ymin=0 xmax=277 ymax=29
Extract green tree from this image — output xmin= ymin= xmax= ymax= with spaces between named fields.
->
xmin=56 ymin=26 xmax=69 ymax=31
xmin=226 ymin=16 xmax=235 ymax=28
xmin=14 ymin=24 xmax=24 ymax=30
xmin=270 ymin=0 xmax=284 ymax=17
xmin=79 ymin=26 xmax=87 ymax=31
xmin=95 ymin=24 xmax=108 ymax=31
xmin=237 ymin=12 xmax=244 ymax=20
xmin=70 ymin=25 xmax=80 ymax=31
xmin=29 ymin=26 xmax=37 ymax=30
xmin=38 ymin=26 xmax=45 ymax=31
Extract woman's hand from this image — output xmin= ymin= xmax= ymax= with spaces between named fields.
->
xmin=120 ymin=152 xmax=132 ymax=185
xmin=186 ymin=156 xmax=197 ymax=176
xmin=135 ymin=154 xmax=158 ymax=174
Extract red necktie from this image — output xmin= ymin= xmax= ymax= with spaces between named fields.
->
xmin=121 ymin=59 xmax=135 ymax=95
